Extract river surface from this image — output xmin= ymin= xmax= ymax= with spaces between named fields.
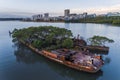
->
xmin=0 ymin=21 xmax=120 ymax=80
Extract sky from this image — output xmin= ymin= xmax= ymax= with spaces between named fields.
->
xmin=0 ymin=0 xmax=120 ymax=17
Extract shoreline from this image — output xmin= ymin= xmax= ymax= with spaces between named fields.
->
xmin=0 ymin=20 xmax=119 ymax=27
xmin=22 ymin=20 xmax=120 ymax=27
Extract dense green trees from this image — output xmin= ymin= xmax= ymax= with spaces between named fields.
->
xmin=112 ymin=20 xmax=120 ymax=25
xmin=87 ymin=36 xmax=114 ymax=46
xmin=12 ymin=26 xmax=73 ymax=50
xmin=62 ymin=38 xmax=73 ymax=48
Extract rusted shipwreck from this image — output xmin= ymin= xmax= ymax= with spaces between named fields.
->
xmin=20 ymin=40 xmax=104 ymax=73
xmin=73 ymin=36 xmax=109 ymax=52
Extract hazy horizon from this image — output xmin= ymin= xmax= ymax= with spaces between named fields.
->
xmin=0 ymin=0 xmax=120 ymax=18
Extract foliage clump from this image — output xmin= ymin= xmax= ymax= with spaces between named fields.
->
xmin=12 ymin=26 xmax=73 ymax=50
xmin=62 ymin=38 xmax=73 ymax=48
xmin=87 ymin=35 xmax=114 ymax=46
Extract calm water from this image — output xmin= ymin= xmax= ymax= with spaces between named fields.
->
xmin=0 ymin=21 xmax=120 ymax=80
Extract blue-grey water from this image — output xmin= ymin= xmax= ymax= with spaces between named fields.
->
xmin=0 ymin=21 xmax=120 ymax=80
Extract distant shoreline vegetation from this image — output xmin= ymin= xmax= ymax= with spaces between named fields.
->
xmin=65 ymin=16 xmax=120 ymax=26
xmin=0 ymin=18 xmax=23 ymax=21
xmin=0 ymin=16 xmax=120 ymax=26
xmin=23 ymin=16 xmax=120 ymax=26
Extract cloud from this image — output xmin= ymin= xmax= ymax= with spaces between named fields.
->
xmin=71 ymin=4 xmax=120 ymax=14
xmin=0 ymin=4 xmax=120 ymax=17
xmin=0 ymin=12 xmax=35 ymax=18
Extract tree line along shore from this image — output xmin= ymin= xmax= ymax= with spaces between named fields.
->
xmin=65 ymin=16 xmax=120 ymax=26
xmin=23 ymin=16 xmax=120 ymax=26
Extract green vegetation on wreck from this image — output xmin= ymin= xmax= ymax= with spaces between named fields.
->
xmin=87 ymin=35 xmax=114 ymax=46
xmin=12 ymin=26 xmax=73 ymax=50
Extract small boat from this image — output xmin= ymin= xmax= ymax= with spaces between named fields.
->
xmin=19 ymin=40 xmax=104 ymax=73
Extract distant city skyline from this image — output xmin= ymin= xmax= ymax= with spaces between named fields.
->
xmin=0 ymin=0 xmax=120 ymax=17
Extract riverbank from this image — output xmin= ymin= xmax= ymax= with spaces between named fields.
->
xmin=65 ymin=16 xmax=120 ymax=26
xmin=23 ymin=20 xmax=120 ymax=27
xmin=23 ymin=16 xmax=120 ymax=26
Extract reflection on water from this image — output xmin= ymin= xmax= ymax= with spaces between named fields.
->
xmin=14 ymin=42 xmax=103 ymax=80
xmin=14 ymin=43 xmax=45 ymax=64
xmin=104 ymin=57 xmax=111 ymax=65
xmin=65 ymin=23 xmax=70 ymax=30
xmin=1 ymin=21 xmax=120 ymax=80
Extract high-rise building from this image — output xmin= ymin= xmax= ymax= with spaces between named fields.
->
xmin=44 ymin=13 xmax=49 ymax=18
xmin=83 ymin=12 xmax=88 ymax=18
xmin=44 ymin=13 xmax=49 ymax=21
xmin=32 ymin=14 xmax=43 ymax=20
xmin=64 ymin=9 xmax=70 ymax=16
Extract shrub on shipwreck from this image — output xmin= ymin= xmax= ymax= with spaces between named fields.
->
xmin=12 ymin=26 xmax=74 ymax=50
xmin=87 ymin=35 xmax=114 ymax=46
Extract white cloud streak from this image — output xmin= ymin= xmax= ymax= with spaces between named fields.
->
xmin=71 ymin=4 xmax=120 ymax=14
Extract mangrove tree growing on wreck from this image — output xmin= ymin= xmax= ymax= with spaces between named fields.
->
xmin=12 ymin=26 xmax=73 ymax=49
xmin=87 ymin=35 xmax=114 ymax=46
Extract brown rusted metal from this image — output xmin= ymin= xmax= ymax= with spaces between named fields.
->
xmin=19 ymin=39 xmax=104 ymax=73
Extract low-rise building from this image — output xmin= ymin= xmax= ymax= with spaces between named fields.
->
xmin=87 ymin=14 xmax=96 ymax=18
xmin=107 ymin=12 xmax=120 ymax=17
